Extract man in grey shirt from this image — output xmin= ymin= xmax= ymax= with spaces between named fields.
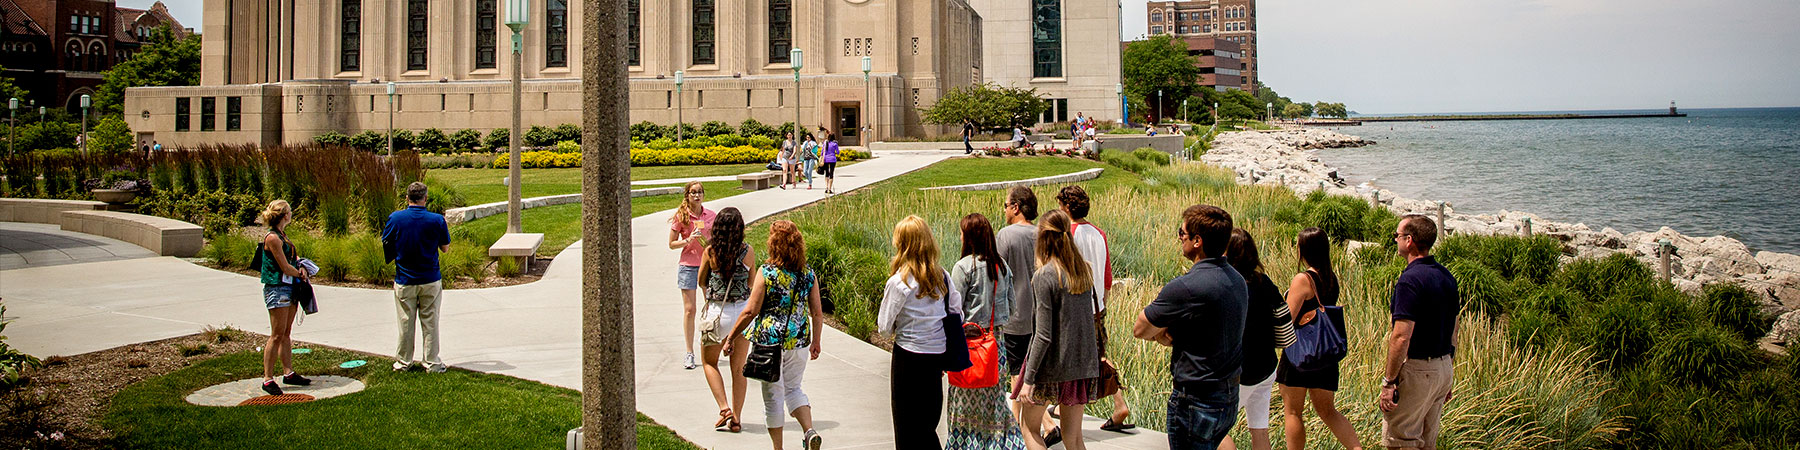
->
xmin=997 ymin=186 xmax=1040 ymax=375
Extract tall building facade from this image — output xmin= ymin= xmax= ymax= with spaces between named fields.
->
xmin=965 ymin=0 xmax=1122 ymax=124
xmin=124 ymin=0 xmax=982 ymax=149
xmin=1145 ymin=0 xmax=1255 ymax=92
xmin=0 ymin=0 xmax=189 ymax=112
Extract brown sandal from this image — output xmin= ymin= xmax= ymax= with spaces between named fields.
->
xmin=714 ymin=408 xmax=733 ymax=430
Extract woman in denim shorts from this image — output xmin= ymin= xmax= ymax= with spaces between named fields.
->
xmin=256 ymin=200 xmax=312 ymax=396
xmin=668 ymin=181 xmax=717 ymax=370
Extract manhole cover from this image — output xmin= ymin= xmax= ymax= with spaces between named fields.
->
xmin=238 ymin=394 xmax=316 ymax=406
xmin=186 ymin=376 xmax=366 ymax=407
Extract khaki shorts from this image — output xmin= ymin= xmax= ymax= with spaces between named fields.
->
xmin=1382 ymin=355 xmax=1454 ymax=449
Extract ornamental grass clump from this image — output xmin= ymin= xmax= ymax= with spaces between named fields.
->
xmin=1650 ymin=323 xmax=1755 ymax=388
xmin=1701 ymin=283 xmax=1773 ymax=341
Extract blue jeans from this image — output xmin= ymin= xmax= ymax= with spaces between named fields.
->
xmin=1167 ymin=382 xmax=1240 ymax=450
xmin=802 ymin=158 xmax=817 ymax=184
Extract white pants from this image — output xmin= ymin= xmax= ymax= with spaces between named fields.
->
xmin=1238 ymin=372 xmax=1276 ymax=429
xmin=761 ymin=344 xmax=811 ymax=428
xmin=394 ymin=281 xmax=443 ymax=367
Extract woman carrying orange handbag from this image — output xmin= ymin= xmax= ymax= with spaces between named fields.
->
xmin=946 ymin=213 xmax=1026 ymax=449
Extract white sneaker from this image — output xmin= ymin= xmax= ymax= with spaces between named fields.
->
xmin=427 ymin=363 xmax=447 ymax=373
xmin=804 ymin=429 xmax=821 ymax=450
xmin=392 ymin=361 xmax=412 ymax=371
xmin=683 ymin=353 xmax=698 ymax=370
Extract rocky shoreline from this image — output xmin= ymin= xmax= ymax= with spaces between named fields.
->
xmin=1200 ymin=128 xmax=1800 ymax=347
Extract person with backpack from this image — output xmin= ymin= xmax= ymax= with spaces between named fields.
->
xmin=1277 ymin=228 xmax=1363 ymax=450
xmin=697 ymin=207 xmax=755 ymax=433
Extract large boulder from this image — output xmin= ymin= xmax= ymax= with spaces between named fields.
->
xmin=1756 ymin=251 xmax=1800 ymax=274
xmin=1769 ymin=309 xmax=1800 ymax=346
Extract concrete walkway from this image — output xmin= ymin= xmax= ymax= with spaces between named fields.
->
xmin=0 ymin=222 xmax=156 ymax=270
xmin=1 ymin=151 xmax=1168 ymax=449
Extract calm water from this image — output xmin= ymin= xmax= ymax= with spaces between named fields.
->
xmin=1316 ymin=107 xmax=1800 ymax=255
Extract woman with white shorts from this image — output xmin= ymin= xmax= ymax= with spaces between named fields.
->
xmin=1222 ymin=228 xmax=1296 ymax=450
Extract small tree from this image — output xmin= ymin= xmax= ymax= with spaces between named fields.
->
xmin=1122 ymin=35 xmax=1204 ymax=123
xmin=449 ymin=129 xmax=482 ymax=151
xmin=630 ymin=121 xmax=666 ymax=142
xmin=349 ymin=130 xmax=385 ymax=151
xmin=738 ymin=118 xmax=776 ymax=139
xmin=390 ymin=129 xmax=416 ymax=150
xmin=93 ymin=25 xmax=201 ymax=116
xmin=1315 ymin=102 xmax=1349 ymax=119
xmin=553 ymin=123 xmax=582 ymax=144
xmin=920 ymin=83 xmax=1050 ymax=130
xmin=89 ymin=116 xmax=134 ymax=155
xmin=1281 ymin=103 xmax=1307 ymax=119
xmin=524 ymin=125 xmax=558 ymax=147
xmin=483 ymin=128 xmax=511 ymax=150
xmin=415 ymin=128 xmax=449 ymax=150
xmin=18 ymin=121 xmax=80 ymax=151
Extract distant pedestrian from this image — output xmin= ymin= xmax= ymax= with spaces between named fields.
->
xmin=879 ymin=215 xmax=960 ymax=449
xmin=964 ymin=119 xmax=977 ymax=154
xmin=256 ymin=199 xmax=311 ymax=395
xmin=1379 ymin=215 xmax=1459 ymax=450
xmin=1013 ymin=209 xmax=1102 ymax=450
xmin=1132 ymin=205 xmax=1248 ymax=449
xmin=947 ymin=213 xmax=1027 ymax=450
xmin=726 ymin=220 xmax=824 ymax=450
xmin=1277 ymin=228 xmax=1363 ymax=450
xmin=668 ymin=181 xmax=716 ymax=370
xmin=152 ymin=141 xmax=162 ymax=152
xmin=800 ymin=133 xmax=822 ymax=189
xmin=820 ymin=133 xmax=840 ymax=195
xmin=382 ymin=182 xmax=452 ymax=373
xmin=1056 ymin=186 xmax=1134 ymax=433
xmin=1012 ymin=125 xmax=1028 ymax=150
xmin=779 ymin=133 xmax=800 ymax=190
xmin=994 ymin=187 xmax=1041 ymax=433
xmin=698 ymin=207 xmax=755 ymax=433
xmin=1221 ymin=228 xmax=1296 ymax=450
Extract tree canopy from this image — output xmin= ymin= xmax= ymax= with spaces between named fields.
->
xmin=1314 ymin=102 xmax=1349 ymax=119
xmin=1122 ymin=35 xmax=1204 ymax=123
xmin=919 ymin=83 xmax=1049 ymax=130
xmin=94 ymin=25 xmax=201 ymax=117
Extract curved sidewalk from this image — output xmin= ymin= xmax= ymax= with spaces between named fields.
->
xmin=1 ymin=151 xmax=1167 ymax=449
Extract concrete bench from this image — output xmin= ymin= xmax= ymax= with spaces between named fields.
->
xmin=736 ymin=171 xmax=782 ymax=191
xmin=489 ymin=232 xmax=545 ymax=268
xmin=1026 ymin=134 xmax=1056 ymax=148
xmin=0 ymin=198 xmax=108 ymax=224
xmin=57 ymin=210 xmax=204 ymax=257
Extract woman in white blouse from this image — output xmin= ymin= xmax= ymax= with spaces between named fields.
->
xmin=879 ymin=215 xmax=962 ymax=449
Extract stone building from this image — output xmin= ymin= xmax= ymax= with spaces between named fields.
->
xmin=124 ymin=0 xmax=982 ymax=149
xmin=964 ymin=0 xmax=1122 ymax=125
xmin=1145 ymin=0 xmax=1255 ymax=91
xmin=0 ymin=0 xmax=189 ymax=112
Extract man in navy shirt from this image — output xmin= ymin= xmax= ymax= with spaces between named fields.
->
xmin=1379 ymin=214 xmax=1459 ymax=449
xmin=1134 ymin=204 xmax=1248 ymax=449
xmin=383 ymin=182 xmax=452 ymax=373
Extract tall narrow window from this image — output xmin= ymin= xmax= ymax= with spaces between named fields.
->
xmin=768 ymin=0 xmax=791 ymax=63
xmin=341 ymin=0 xmax=360 ymax=72
xmin=406 ymin=0 xmax=428 ymax=71
xmin=226 ymin=97 xmax=242 ymax=131
xmin=200 ymin=97 xmax=216 ymax=132
xmin=692 ymin=0 xmax=714 ymax=65
xmin=546 ymin=0 xmax=568 ymax=67
xmin=174 ymin=98 xmax=190 ymax=131
xmin=475 ymin=0 xmax=497 ymax=69
xmin=1031 ymin=0 xmax=1062 ymax=78
xmin=627 ymin=0 xmax=640 ymax=65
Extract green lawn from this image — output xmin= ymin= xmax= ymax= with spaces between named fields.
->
xmin=429 ymin=164 xmax=767 ymax=205
xmin=454 ymin=180 xmax=748 ymax=258
xmin=103 ymin=347 xmax=698 ymax=450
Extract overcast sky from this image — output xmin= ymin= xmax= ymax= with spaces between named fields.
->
xmin=134 ymin=0 xmax=1800 ymax=115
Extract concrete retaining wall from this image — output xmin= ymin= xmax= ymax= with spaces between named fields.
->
xmin=57 ymin=210 xmax=204 ymax=257
xmin=0 ymin=198 xmax=108 ymax=224
xmin=919 ymin=168 xmax=1104 ymax=192
xmin=444 ymin=186 xmax=684 ymax=226
xmin=1091 ymin=135 xmax=1186 ymax=154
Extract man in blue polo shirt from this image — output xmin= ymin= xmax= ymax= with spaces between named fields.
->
xmin=383 ymin=182 xmax=452 ymax=373
xmin=1379 ymin=214 xmax=1459 ymax=449
xmin=1133 ymin=204 xmax=1248 ymax=449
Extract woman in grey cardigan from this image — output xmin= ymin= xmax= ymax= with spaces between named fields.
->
xmin=1011 ymin=209 xmax=1102 ymax=450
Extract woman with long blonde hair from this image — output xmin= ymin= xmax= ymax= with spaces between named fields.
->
xmin=256 ymin=200 xmax=312 ymax=395
xmin=878 ymin=215 xmax=961 ymax=448
xmin=667 ymin=180 xmax=716 ymax=370
xmin=1012 ymin=209 xmax=1101 ymax=450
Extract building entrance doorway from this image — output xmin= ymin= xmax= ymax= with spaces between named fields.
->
xmin=833 ymin=102 xmax=860 ymax=146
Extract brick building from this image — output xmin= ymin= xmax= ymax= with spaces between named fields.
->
xmin=0 ymin=0 xmax=189 ymax=112
xmin=1144 ymin=0 xmax=1254 ymax=91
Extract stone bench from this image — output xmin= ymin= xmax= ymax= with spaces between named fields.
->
xmin=1026 ymin=133 xmax=1056 ymax=148
xmin=57 ymin=210 xmax=204 ymax=257
xmin=736 ymin=171 xmax=782 ymax=191
xmin=489 ymin=232 xmax=545 ymax=267
xmin=0 ymin=198 xmax=109 ymax=224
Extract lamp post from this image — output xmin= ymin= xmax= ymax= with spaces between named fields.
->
xmin=1156 ymin=89 xmax=1163 ymax=125
xmin=79 ymin=94 xmax=90 ymax=156
xmin=505 ymin=0 xmax=528 ymax=234
xmin=1117 ymin=83 xmax=1127 ymax=127
xmin=7 ymin=98 xmax=16 ymax=156
xmin=1182 ymin=98 xmax=1188 ymax=123
xmin=386 ymin=82 xmax=396 ymax=158
xmin=1266 ymin=101 xmax=1273 ymax=123
xmin=791 ymin=48 xmax=803 ymax=141
xmin=861 ymin=56 xmax=871 ymax=144
xmin=673 ymin=70 xmax=684 ymax=143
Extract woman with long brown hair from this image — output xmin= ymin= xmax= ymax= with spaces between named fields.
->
xmin=667 ymin=180 xmax=716 ymax=370
xmin=1012 ymin=209 xmax=1101 ymax=450
xmin=697 ymin=207 xmax=754 ymax=433
xmin=878 ymin=215 xmax=960 ymax=448
xmin=726 ymin=220 xmax=824 ymax=450
xmin=1277 ymin=227 xmax=1363 ymax=450
xmin=947 ymin=213 xmax=1026 ymax=449
xmin=1221 ymin=228 xmax=1296 ymax=450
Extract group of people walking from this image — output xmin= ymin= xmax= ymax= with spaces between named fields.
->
xmin=776 ymin=127 xmax=841 ymax=194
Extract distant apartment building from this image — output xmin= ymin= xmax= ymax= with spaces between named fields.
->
xmin=1145 ymin=0 xmax=1255 ymax=91
xmin=0 ymin=1 xmax=189 ymax=112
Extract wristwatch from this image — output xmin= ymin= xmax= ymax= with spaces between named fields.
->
xmin=1383 ymin=377 xmax=1400 ymax=387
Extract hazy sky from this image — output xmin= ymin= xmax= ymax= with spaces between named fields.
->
xmin=133 ymin=0 xmax=1800 ymax=114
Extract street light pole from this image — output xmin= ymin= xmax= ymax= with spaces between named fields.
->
xmin=791 ymin=48 xmax=803 ymax=142
xmin=1117 ymin=83 xmax=1127 ymax=128
xmin=674 ymin=70 xmax=684 ymax=144
xmin=862 ymin=56 xmax=871 ymax=144
xmin=386 ymin=82 xmax=396 ymax=158
xmin=1183 ymin=98 xmax=1188 ymax=123
xmin=79 ymin=94 xmax=90 ymax=156
xmin=7 ymin=98 xmax=16 ymax=156
xmin=506 ymin=0 xmax=529 ymax=234
xmin=1156 ymin=89 xmax=1162 ymax=125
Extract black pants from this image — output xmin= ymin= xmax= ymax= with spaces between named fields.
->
xmin=892 ymin=346 xmax=945 ymax=450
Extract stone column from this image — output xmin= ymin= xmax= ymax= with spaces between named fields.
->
xmin=581 ymin=1 xmax=635 ymax=449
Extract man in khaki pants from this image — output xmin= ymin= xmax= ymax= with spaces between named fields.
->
xmin=1378 ymin=215 xmax=1459 ymax=449
xmin=382 ymin=182 xmax=452 ymax=372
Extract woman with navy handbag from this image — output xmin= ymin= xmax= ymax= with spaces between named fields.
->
xmin=878 ymin=215 xmax=964 ymax=449
xmin=945 ymin=213 xmax=1026 ymax=450
xmin=1277 ymin=228 xmax=1364 ymax=450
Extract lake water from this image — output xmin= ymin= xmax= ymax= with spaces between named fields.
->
xmin=1315 ymin=107 xmax=1800 ymax=255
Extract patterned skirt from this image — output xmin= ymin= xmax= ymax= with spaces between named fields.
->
xmin=1029 ymin=375 xmax=1107 ymax=407
xmin=947 ymin=351 xmax=1026 ymax=450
